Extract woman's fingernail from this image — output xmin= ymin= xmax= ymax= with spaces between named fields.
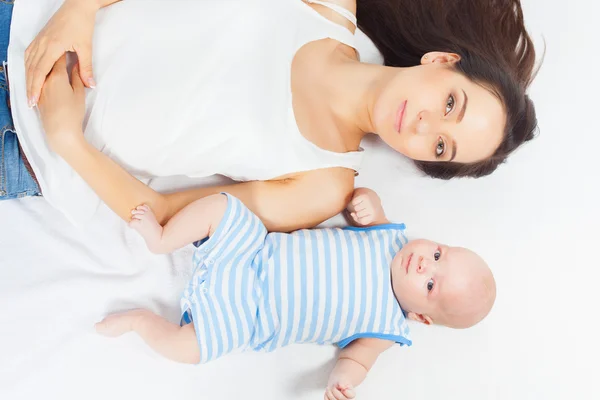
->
xmin=87 ymin=78 xmax=96 ymax=88
xmin=28 ymin=96 xmax=37 ymax=108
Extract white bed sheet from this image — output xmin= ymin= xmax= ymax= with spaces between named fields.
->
xmin=1 ymin=1 xmax=596 ymax=397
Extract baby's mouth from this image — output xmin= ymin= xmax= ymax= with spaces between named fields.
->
xmin=404 ymin=253 xmax=413 ymax=275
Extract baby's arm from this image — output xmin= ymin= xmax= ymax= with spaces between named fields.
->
xmin=129 ymin=193 xmax=228 ymax=254
xmin=325 ymin=338 xmax=394 ymax=399
xmin=346 ymin=188 xmax=389 ymax=227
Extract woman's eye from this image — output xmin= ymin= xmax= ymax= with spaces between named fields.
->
xmin=445 ymin=94 xmax=455 ymax=115
xmin=434 ymin=250 xmax=441 ymax=261
xmin=435 ymin=137 xmax=445 ymax=157
xmin=427 ymin=279 xmax=435 ymax=292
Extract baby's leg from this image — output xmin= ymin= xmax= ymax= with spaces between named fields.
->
xmin=96 ymin=309 xmax=200 ymax=364
xmin=129 ymin=193 xmax=228 ymax=254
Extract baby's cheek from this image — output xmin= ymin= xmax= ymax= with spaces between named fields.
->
xmin=396 ymin=281 xmax=419 ymax=308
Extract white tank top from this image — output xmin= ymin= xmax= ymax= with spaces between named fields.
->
xmin=8 ymin=0 xmax=364 ymax=224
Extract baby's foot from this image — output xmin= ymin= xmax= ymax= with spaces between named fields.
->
xmin=95 ymin=309 xmax=148 ymax=337
xmin=129 ymin=204 xmax=163 ymax=251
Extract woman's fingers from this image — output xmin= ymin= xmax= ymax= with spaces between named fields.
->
xmin=29 ymin=47 xmax=67 ymax=106
xmin=26 ymin=46 xmax=46 ymax=107
xmin=71 ymin=63 xmax=86 ymax=100
xmin=73 ymin=42 xmax=95 ymax=88
xmin=25 ymin=43 xmax=38 ymax=102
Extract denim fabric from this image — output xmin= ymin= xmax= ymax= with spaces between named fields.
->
xmin=0 ymin=0 xmax=41 ymax=199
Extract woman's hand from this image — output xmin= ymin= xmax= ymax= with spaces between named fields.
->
xmin=37 ymin=55 xmax=86 ymax=154
xmin=25 ymin=0 xmax=99 ymax=107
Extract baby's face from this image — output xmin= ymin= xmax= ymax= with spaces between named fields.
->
xmin=391 ymin=239 xmax=494 ymax=328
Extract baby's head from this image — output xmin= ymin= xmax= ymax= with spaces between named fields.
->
xmin=391 ymin=239 xmax=496 ymax=329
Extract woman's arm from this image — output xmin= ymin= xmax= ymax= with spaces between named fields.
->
xmin=26 ymin=0 xmax=123 ymax=106
xmin=162 ymin=167 xmax=355 ymax=231
xmin=95 ymin=0 xmax=122 ymax=6
xmin=57 ymin=136 xmax=353 ymax=232
xmin=39 ymin=57 xmax=355 ymax=232
xmin=57 ymin=137 xmax=354 ymax=231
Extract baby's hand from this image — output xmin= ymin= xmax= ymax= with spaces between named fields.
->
xmin=346 ymin=188 xmax=385 ymax=226
xmin=128 ymin=204 xmax=163 ymax=252
xmin=324 ymin=380 xmax=356 ymax=400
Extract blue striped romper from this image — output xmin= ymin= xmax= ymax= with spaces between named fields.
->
xmin=180 ymin=194 xmax=412 ymax=364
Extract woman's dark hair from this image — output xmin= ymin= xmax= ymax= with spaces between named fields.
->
xmin=357 ymin=0 xmax=540 ymax=179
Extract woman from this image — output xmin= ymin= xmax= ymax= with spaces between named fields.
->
xmin=3 ymin=0 xmax=538 ymax=231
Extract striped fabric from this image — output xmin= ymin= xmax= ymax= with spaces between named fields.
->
xmin=180 ymin=194 xmax=412 ymax=364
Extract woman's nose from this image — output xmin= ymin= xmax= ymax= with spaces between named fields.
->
xmin=415 ymin=111 xmax=435 ymax=136
xmin=415 ymin=110 xmax=447 ymax=137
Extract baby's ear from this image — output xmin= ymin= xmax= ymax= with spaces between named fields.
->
xmin=407 ymin=312 xmax=433 ymax=326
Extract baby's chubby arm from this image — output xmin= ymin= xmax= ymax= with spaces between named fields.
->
xmin=129 ymin=194 xmax=228 ymax=254
xmin=345 ymin=188 xmax=389 ymax=227
xmin=325 ymin=338 xmax=394 ymax=400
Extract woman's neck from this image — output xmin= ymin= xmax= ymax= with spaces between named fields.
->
xmin=319 ymin=52 xmax=395 ymax=148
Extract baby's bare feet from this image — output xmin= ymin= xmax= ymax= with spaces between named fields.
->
xmin=129 ymin=204 xmax=163 ymax=251
xmin=95 ymin=309 xmax=148 ymax=337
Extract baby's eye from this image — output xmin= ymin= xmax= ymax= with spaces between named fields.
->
xmin=445 ymin=94 xmax=455 ymax=115
xmin=434 ymin=250 xmax=441 ymax=261
xmin=435 ymin=137 xmax=445 ymax=157
xmin=427 ymin=279 xmax=434 ymax=292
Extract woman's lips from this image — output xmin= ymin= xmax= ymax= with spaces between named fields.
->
xmin=395 ymin=100 xmax=407 ymax=133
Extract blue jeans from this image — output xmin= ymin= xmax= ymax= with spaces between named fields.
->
xmin=0 ymin=0 xmax=41 ymax=199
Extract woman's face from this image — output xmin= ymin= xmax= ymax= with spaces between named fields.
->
xmin=371 ymin=52 xmax=505 ymax=164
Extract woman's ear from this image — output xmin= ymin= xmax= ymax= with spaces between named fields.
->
xmin=407 ymin=312 xmax=434 ymax=325
xmin=421 ymin=52 xmax=461 ymax=66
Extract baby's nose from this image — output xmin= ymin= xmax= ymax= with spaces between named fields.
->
xmin=417 ymin=256 xmax=426 ymax=273
xmin=421 ymin=258 xmax=433 ymax=270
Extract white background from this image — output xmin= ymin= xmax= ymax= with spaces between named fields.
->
xmin=0 ymin=0 xmax=598 ymax=399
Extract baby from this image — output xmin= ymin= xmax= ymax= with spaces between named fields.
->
xmin=95 ymin=188 xmax=496 ymax=400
